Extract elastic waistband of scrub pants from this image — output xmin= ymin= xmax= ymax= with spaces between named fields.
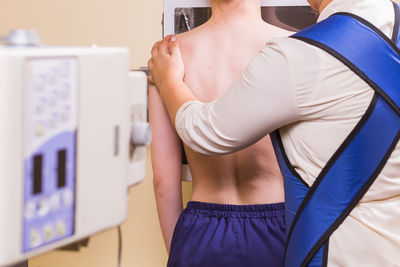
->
xmin=184 ymin=201 xmax=285 ymax=218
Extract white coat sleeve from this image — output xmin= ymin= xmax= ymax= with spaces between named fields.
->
xmin=175 ymin=43 xmax=300 ymax=155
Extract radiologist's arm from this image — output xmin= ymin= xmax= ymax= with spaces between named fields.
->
xmin=149 ymin=36 xmax=300 ymax=155
xmin=149 ymin=84 xmax=183 ymax=253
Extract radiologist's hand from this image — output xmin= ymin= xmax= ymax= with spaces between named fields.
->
xmin=148 ymin=35 xmax=185 ymax=90
xmin=147 ymin=35 xmax=196 ymax=128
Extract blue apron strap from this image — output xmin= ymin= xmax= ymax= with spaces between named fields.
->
xmin=282 ymin=13 xmax=400 ymax=267
xmin=270 ymin=131 xmax=309 ymax=236
xmin=393 ymin=1 xmax=400 ymax=47
xmin=285 ymin=96 xmax=400 ymax=267
xmin=293 ymin=13 xmax=400 ymax=116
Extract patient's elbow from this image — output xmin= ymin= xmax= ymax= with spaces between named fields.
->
xmin=152 ymin=172 xmax=181 ymax=199
xmin=153 ymin=174 xmax=163 ymax=190
xmin=153 ymin=174 xmax=171 ymax=196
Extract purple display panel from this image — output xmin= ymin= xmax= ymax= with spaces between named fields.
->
xmin=23 ymin=133 xmax=76 ymax=252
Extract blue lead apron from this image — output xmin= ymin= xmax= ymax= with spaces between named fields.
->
xmin=270 ymin=2 xmax=400 ymax=267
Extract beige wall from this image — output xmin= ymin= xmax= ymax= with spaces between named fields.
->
xmin=0 ymin=0 xmax=192 ymax=266
xmin=0 ymin=0 xmax=163 ymax=69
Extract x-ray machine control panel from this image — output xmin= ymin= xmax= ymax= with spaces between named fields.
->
xmin=23 ymin=58 xmax=78 ymax=252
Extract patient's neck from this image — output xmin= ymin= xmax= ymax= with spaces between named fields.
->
xmin=209 ymin=0 xmax=262 ymax=27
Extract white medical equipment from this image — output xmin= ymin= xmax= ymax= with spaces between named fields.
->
xmin=0 ymin=30 xmax=150 ymax=266
xmin=163 ymin=0 xmax=317 ymax=181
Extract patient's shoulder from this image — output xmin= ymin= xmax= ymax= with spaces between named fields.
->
xmin=176 ymin=25 xmax=209 ymax=51
xmin=261 ymin=23 xmax=294 ymax=39
xmin=175 ymin=24 xmax=214 ymax=69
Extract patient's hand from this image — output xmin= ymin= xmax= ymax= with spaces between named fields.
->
xmin=148 ymin=35 xmax=185 ymax=91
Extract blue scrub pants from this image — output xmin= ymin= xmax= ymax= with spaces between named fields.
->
xmin=167 ymin=201 xmax=286 ymax=267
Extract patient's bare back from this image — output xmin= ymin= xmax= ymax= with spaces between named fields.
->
xmin=178 ymin=19 xmax=289 ymax=205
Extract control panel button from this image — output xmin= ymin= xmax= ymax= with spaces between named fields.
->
xmin=43 ymin=224 xmax=54 ymax=242
xmin=35 ymin=83 xmax=44 ymax=92
xmin=35 ymin=105 xmax=44 ymax=115
xmin=35 ymin=122 xmax=45 ymax=136
xmin=48 ymin=71 xmax=58 ymax=85
xmin=35 ymin=97 xmax=47 ymax=115
xmin=37 ymin=198 xmax=50 ymax=217
xmin=62 ymin=190 xmax=73 ymax=207
xmin=30 ymin=229 xmax=42 ymax=248
xmin=56 ymin=221 xmax=67 ymax=237
xmin=59 ymin=62 xmax=70 ymax=78
xmin=61 ymin=84 xmax=70 ymax=100
xmin=50 ymin=193 xmax=61 ymax=212
xmin=48 ymin=118 xmax=57 ymax=129
xmin=24 ymin=201 xmax=36 ymax=219
xmin=49 ymin=96 xmax=57 ymax=107
xmin=60 ymin=106 xmax=70 ymax=122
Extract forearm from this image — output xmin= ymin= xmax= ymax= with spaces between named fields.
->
xmin=149 ymin=84 xmax=184 ymax=252
xmin=153 ymin=177 xmax=183 ymax=253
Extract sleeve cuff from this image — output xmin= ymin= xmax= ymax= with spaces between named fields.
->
xmin=175 ymin=100 xmax=203 ymax=140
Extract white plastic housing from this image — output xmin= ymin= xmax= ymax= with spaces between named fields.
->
xmin=0 ymin=46 xmax=132 ymax=266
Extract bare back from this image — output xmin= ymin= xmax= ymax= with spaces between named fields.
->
xmin=177 ymin=20 xmax=290 ymax=204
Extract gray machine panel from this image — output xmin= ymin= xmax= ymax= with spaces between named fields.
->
xmin=164 ymin=0 xmax=318 ymax=36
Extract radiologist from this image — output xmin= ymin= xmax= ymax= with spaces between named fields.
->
xmin=148 ymin=0 xmax=400 ymax=266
